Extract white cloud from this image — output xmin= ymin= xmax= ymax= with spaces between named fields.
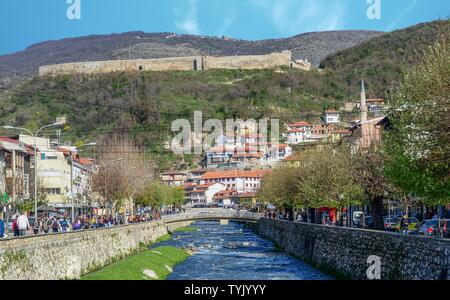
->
xmin=251 ymin=0 xmax=348 ymax=35
xmin=385 ymin=0 xmax=418 ymax=31
xmin=216 ymin=11 xmax=237 ymax=37
xmin=174 ymin=0 xmax=201 ymax=35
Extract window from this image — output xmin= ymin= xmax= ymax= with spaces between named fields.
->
xmin=45 ymin=188 xmax=61 ymax=195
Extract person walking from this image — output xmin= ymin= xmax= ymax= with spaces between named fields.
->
xmin=42 ymin=217 xmax=51 ymax=234
xmin=51 ymin=217 xmax=60 ymax=233
xmin=0 ymin=217 xmax=5 ymax=239
xmin=400 ymin=215 xmax=409 ymax=234
xmin=17 ymin=213 xmax=30 ymax=237
xmin=12 ymin=217 xmax=19 ymax=237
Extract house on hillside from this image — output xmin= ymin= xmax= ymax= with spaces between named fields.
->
xmin=322 ymin=110 xmax=341 ymax=124
xmin=160 ymin=171 xmax=188 ymax=187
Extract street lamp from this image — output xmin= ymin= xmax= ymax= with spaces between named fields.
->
xmin=68 ymin=142 xmax=96 ymax=222
xmin=3 ymin=122 xmax=64 ymax=219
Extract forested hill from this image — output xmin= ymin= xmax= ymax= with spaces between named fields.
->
xmin=0 ymin=20 xmax=447 ymax=171
xmin=320 ymin=20 xmax=449 ymax=97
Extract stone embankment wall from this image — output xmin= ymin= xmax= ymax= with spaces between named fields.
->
xmin=257 ymin=218 xmax=450 ymax=280
xmin=0 ymin=221 xmax=172 ymax=280
xmin=39 ymin=51 xmax=311 ymax=76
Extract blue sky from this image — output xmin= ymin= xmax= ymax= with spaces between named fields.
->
xmin=0 ymin=0 xmax=449 ymax=55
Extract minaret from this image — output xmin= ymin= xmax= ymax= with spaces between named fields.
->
xmin=360 ymin=78 xmax=368 ymax=123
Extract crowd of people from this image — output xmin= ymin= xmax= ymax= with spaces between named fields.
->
xmin=0 ymin=208 xmax=183 ymax=239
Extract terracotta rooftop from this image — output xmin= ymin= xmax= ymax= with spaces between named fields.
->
xmin=288 ymin=121 xmax=311 ymax=127
xmin=201 ymin=170 xmax=271 ymax=180
xmin=161 ymin=171 xmax=188 ymax=176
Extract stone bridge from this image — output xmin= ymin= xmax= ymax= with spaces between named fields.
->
xmin=162 ymin=208 xmax=262 ymax=228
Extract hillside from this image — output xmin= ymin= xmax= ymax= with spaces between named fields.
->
xmin=0 ymin=30 xmax=382 ymax=83
xmin=320 ymin=20 xmax=449 ymax=98
xmin=0 ymin=20 xmax=447 ymax=171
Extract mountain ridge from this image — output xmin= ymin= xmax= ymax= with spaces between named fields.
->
xmin=0 ymin=29 xmax=383 ymax=83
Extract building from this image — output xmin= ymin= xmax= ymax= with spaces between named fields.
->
xmin=212 ymin=189 xmax=237 ymax=206
xmin=160 ymin=171 xmax=188 ymax=187
xmin=345 ymin=79 xmax=389 ymax=150
xmin=285 ymin=122 xmax=316 ymax=144
xmin=357 ymin=98 xmax=385 ymax=116
xmin=322 ymin=110 xmax=341 ymax=124
xmin=231 ymin=192 xmax=258 ymax=209
xmin=200 ymin=170 xmax=271 ymax=194
xmin=188 ymin=182 xmax=226 ymax=206
xmin=17 ymin=135 xmax=94 ymax=212
xmin=0 ymin=137 xmax=33 ymax=202
xmin=188 ymin=168 xmax=209 ymax=183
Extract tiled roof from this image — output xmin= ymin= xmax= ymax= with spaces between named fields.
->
xmin=0 ymin=137 xmax=19 ymax=144
xmin=288 ymin=129 xmax=304 ymax=133
xmin=201 ymin=170 xmax=271 ymax=180
xmin=288 ymin=121 xmax=311 ymax=127
xmin=161 ymin=171 xmax=188 ymax=176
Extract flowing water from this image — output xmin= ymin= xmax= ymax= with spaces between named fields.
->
xmin=153 ymin=220 xmax=333 ymax=280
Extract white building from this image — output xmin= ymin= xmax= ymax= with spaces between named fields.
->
xmin=286 ymin=122 xmax=313 ymax=144
xmin=322 ymin=110 xmax=341 ymax=124
xmin=200 ymin=170 xmax=271 ymax=194
xmin=189 ymin=182 xmax=226 ymax=206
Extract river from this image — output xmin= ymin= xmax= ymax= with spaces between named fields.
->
xmin=153 ymin=220 xmax=333 ymax=280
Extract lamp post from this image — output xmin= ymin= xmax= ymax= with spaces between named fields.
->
xmin=3 ymin=122 xmax=64 ymax=219
xmin=69 ymin=142 xmax=96 ymax=223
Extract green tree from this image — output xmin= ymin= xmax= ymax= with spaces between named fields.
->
xmin=258 ymin=167 xmax=303 ymax=220
xmin=384 ymin=28 xmax=450 ymax=205
xmin=351 ymin=146 xmax=392 ymax=230
xmin=297 ymin=147 xmax=363 ymax=212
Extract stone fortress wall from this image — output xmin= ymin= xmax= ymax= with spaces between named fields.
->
xmin=38 ymin=50 xmax=311 ymax=76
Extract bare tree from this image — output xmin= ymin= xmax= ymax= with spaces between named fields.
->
xmin=91 ymin=133 xmax=155 ymax=214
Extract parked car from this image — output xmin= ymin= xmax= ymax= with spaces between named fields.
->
xmin=352 ymin=211 xmax=365 ymax=228
xmin=418 ymin=219 xmax=449 ymax=237
xmin=393 ymin=217 xmax=420 ymax=233
xmin=383 ymin=216 xmax=399 ymax=232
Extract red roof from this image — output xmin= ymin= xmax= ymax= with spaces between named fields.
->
xmin=76 ymin=157 xmax=94 ymax=165
xmin=201 ymin=170 xmax=271 ymax=180
xmin=288 ymin=129 xmax=304 ymax=133
xmin=288 ymin=121 xmax=311 ymax=127
xmin=0 ymin=137 xmax=19 ymax=144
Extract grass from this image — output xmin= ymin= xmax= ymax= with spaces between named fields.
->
xmin=172 ymin=226 xmax=198 ymax=233
xmin=81 ymin=246 xmax=190 ymax=280
xmin=155 ymin=234 xmax=172 ymax=243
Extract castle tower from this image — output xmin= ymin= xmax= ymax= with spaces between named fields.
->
xmin=360 ymin=78 xmax=368 ymax=123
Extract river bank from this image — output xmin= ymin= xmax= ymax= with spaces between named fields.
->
xmin=81 ymin=227 xmax=196 ymax=280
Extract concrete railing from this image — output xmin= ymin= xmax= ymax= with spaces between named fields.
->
xmin=162 ymin=209 xmax=262 ymax=224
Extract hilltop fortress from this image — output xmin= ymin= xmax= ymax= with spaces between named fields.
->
xmin=38 ymin=51 xmax=311 ymax=76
